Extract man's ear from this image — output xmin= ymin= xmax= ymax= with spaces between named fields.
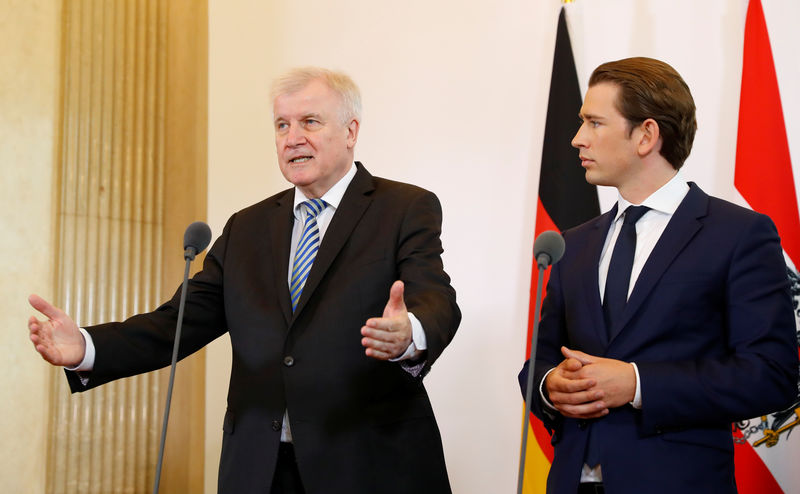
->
xmin=346 ymin=118 xmax=360 ymax=149
xmin=636 ymin=118 xmax=661 ymax=157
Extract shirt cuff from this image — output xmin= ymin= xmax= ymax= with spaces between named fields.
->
xmin=389 ymin=312 xmax=427 ymax=362
xmin=630 ymin=362 xmax=642 ymax=409
xmin=65 ymin=327 xmax=95 ymax=372
xmin=539 ymin=367 xmax=559 ymax=413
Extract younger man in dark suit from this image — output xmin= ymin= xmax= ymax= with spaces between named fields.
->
xmin=29 ymin=67 xmax=461 ymax=493
xmin=520 ymin=57 xmax=797 ymax=493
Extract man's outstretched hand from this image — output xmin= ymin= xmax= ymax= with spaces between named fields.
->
xmin=360 ymin=280 xmax=413 ymax=360
xmin=28 ymin=294 xmax=85 ymax=367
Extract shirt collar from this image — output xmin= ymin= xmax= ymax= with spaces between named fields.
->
xmin=614 ymin=170 xmax=690 ymax=222
xmin=293 ymin=162 xmax=357 ymax=216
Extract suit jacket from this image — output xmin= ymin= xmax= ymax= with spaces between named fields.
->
xmin=519 ymin=183 xmax=797 ymax=493
xmin=68 ymin=163 xmax=461 ymax=493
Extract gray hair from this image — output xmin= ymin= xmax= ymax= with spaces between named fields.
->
xmin=271 ymin=67 xmax=362 ymax=124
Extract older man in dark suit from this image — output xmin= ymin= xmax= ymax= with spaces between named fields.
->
xmin=519 ymin=57 xmax=797 ymax=494
xmin=29 ymin=67 xmax=461 ymax=493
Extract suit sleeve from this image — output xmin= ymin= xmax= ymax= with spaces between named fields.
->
xmin=67 ymin=215 xmax=236 ymax=392
xmin=395 ymin=189 xmax=461 ymax=374
xmin=637 ymin=213 xmax=798 ymax=433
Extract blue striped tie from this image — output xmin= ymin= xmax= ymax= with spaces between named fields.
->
xmin=290 ymin=199 xmax=327 ymax=311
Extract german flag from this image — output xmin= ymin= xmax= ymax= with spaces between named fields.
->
xmin=521 ymin=5 xmax=600 ymax=493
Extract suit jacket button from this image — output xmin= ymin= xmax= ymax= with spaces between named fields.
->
xmin=578 ymin=420 xmax=587 ymax=430
xmin=272 ymin=420 xmax=281 ymax=431
xmin=283 ymin=356 xmax=295 ymax=367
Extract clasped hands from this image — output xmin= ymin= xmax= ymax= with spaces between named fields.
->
xmin=545 ymin=346 xmax=637 ymax=419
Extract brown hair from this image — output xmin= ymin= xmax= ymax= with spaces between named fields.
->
xmin=589 ymin=57 xmax=697 ymax=170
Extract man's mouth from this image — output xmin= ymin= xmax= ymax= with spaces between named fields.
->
xmin=289 ymin=156 xmax=313 ymax=164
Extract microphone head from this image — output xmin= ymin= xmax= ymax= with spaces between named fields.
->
xmin=184 ymin=221 xmax=212 ymax=260
xmin=533 ymin=230 xmax=565 ymax=268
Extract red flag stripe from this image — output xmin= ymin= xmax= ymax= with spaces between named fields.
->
xmin=734 ymin=429 xmax=784 ymax=494
xmin=734 ymin=0 xmax=800 ymax=266
xmin=528 ymin=199 xmax=558 ymax=462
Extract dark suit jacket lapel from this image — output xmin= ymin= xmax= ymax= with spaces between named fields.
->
xmin=611 ymin=183 xmax=708 ymax=342
xmin=581 ymin=205 xmax=617 ymax=350
xmin=271 ymin=188 xmax=296 ymax=325
xmin=291 ymin=163 xmax=375 ymax=320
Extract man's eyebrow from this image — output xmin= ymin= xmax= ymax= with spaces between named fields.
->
xmin=274 ymin=112 xmax=323 ymax=124
xmin=579 ymin=112 xmax=602 ymax=120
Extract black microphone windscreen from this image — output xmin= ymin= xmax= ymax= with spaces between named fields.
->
xmin=533 ymin=230 xmax=565 ymax=267
xmin=184 ymin=221 xmax=212 ymax=254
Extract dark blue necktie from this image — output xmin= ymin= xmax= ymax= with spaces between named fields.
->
xmin=585 ymin=205 xmax=650 ymax=469
xmin=602 ymin=205 xmax=650 ymax=340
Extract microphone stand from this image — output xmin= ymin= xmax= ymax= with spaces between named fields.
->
xmin=516 ymin=258 xmax=548 ymax=494
xmin=152 ymin=247 xmax=198 ymax=494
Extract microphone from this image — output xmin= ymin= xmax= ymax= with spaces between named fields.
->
xmin=517 ymin=230 xmax=565 ymax=494
xmin=184 ymin=221 xmax=212 ymax=260
xmin=153 ymin=221 xmax=212 ymax=494
xmin=533 ymin=229 xmax=565 ymax=269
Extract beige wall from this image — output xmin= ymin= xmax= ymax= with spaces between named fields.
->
xmin=2 ymin=1 xmax=207 ymax=491
xmin=0 ymin=0 xmax=60 ymax=492
xmin=205 ymin=1 xmax=566 ymax=492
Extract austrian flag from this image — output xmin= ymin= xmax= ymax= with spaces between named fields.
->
xmin=733 ymin=1 xmax=800 ymax=492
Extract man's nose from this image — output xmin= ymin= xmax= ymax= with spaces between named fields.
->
xmin=286 ymin=125 xmax=307 ymax=146
xmin=571 ymin=124 xmax=585 ymax=149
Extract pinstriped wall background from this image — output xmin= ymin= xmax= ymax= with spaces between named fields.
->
xmin=49 ymin=1 xmax=166 ymax=492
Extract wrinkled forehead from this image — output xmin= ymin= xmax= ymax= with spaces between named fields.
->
xmin=272 ymin=80 xmax=342 ymax=120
